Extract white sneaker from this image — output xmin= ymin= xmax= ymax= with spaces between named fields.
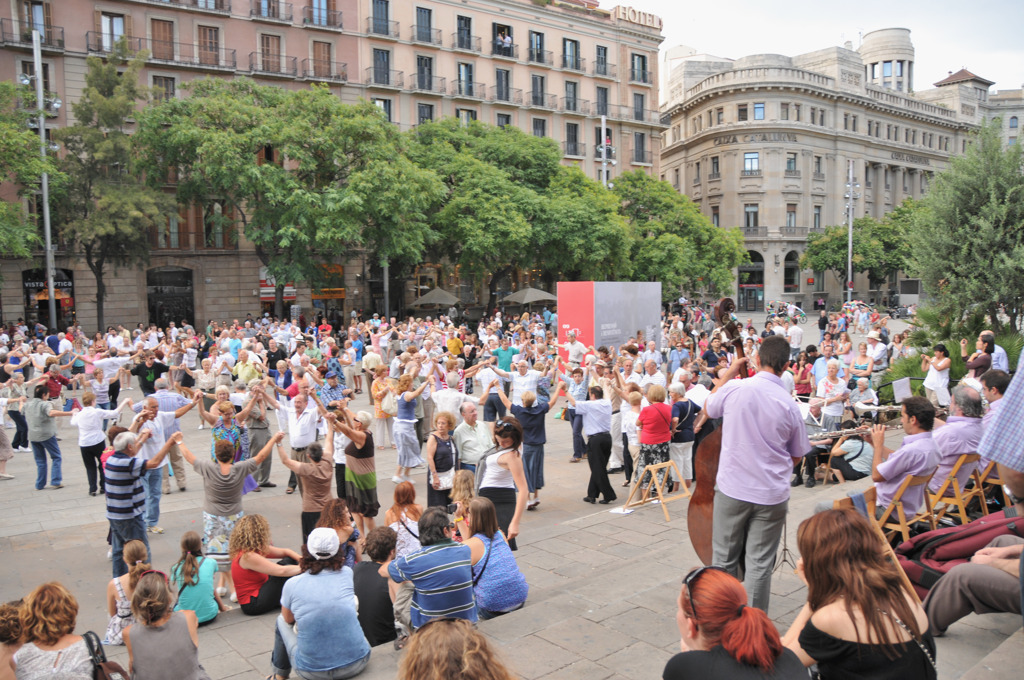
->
xmin=391 ymin=476 xmax=403 ymax=484
xmin=229 ymin=592 xmax=238 ymax=603
xmin=198 ymin=423 xmax=204 ymax=430
xmin=215 ymin=587 xmax=227 ymax=597
xmin=107 ymin=548 xmax=113 ymax=560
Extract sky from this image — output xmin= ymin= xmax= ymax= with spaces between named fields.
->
xmin=618 ymin=0 xmax=1024 ymax=102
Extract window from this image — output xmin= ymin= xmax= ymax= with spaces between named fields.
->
xmin=883 ymin=61 xmax=892 ymax=77
xmin=151 ymin=19 xmax=174 ymax=61
xmin=710 ymin=156 xmax=719 ymax=175
xmin=793 ymin=104 xmax=801 ymax=122
xmin=784 ymin=251 xmax=800 ymax=292
xmin=20 ymin=61 xmax=50 ymax=95
xmin=1010 ymin=137 xmax=1018 ymax=145
xmin=786 ymin=204 xmax=797 ymax=227
xmin=457 ymin=62 xmax=474 ymax=96
xmin=743 ymin=152 xmax=759 ymax=172
xmin=844 ymin=113 xmax=849 ymax=130
xmin=786 ymin=153 xmax=797 ymax=172
xmin=532 ymin=118 xmax=546 ymax=137
xmin=737 ymin=104 xmax=748 ymax=121
xmin=711 ymin=206 xmax=720 ymax=227
xmin=694 ymin=161 xmax=700 ymax=182
xmin=203 ymin=200 xmax=231 ymax=248
xmin=871 ymin=63 xmax=879 ymax=79
xmin=153 ymin=75 xmax=175 ymax=102
xmin=814 ymin=156 xmax=822 ymax=173
xmin=312 ymin=41 xmax=332 ymax=76
xmin=633 ymin=92 xmax=645 ymax=121
xmin=630 ymin=53 xmax=648 ymax=82
xmin=707 ymin=110 xmax=713 ymax=127
xmin=100 ymin=12 xmax=126 ymax=51
xmin=417 ymin=103 xmax=434 ymax=125
xmin=415 ymin=56 xmax=433 ymax=89
xmin=865 ymin=166 xmax=871 ymax=187
xmin=456 ymin=15 xmax=473 ymax=50
xmin=565 ymin=122 xmax=580 ymax=155
xmin=372 ymin=98 xmax=392 ymax=122
xmin=1011 ymin=116 xmax=1019 ymax=129
xmin=528 ymin=31 xmax=544 ymax=62
xmin=259 ymin=34 xmax=281 ymax=72
xmin=744 ymin=204 xmax=759 ymax=228
xmin=197 ymin=25 xmax=219 ymax=66
xmin=491 ymin=23 xmax=513 ymax=56
xmin=531 ymin=74 xmax=545 ymax=105
xmin=884 ymin=168 xmax=890 ymax=189
xmin=813 ymin=205 xmax=821 ymax=229
xmin=716 ymin=107 xmax=724 ymax=124
xmin=780 ymin=103 xmax=789 ymax=120
xmin=562 ymin=38 xmax=580 ymax=70
xmin=851 ymin=115 xmax=858 ymax=132
xmin=633 ymin=131 xmax=647 ymax=163
xmin=24 ymin=1 xmax=46 ymax=32
xmin=372 ymin=48 xmax=390 ymax=84
xmin=157 ymin=212 xmax=181 ymax=249
xmin=818 ymin=109 xmax=825 ymax=126
xmin=496 ymin=113 xmax=511 ymax=128
xmin=564 ymin=81 xmax=578 ymax=110
xmin=595 ymin=124 xmax=612 ymax=156
xmin=495 ymin=68 xmax=510 ymax=101
xmin=595 ymin=45 xmax=608 ymax=76
xmin=309 ymin=0 xmax=332 ymax=27
xmin=415 ymin=7 xmax=433 ymax=42
xmin=371 ymin=0 xmax=390 ymax=35
xmin=596 ymin=86 xmax=608 ymax=116
xmin=753 ymin=103 xmax=765 ymax=120
xmin=456 ymin=108 xmax=477 ymax=125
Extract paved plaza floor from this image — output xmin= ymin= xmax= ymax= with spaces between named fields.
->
xmin=1 ymin=322 xmax=1020 ymax=679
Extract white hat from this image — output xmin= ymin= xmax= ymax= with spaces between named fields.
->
xmin=866 ymin=331 xmax=881 ymax=340
xmin=306 ymin=527 xmax=340 ymax=560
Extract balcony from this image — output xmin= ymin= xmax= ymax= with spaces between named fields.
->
xmin=527 ymin=48 xmax=553 ymax=66
xmin=743 ymin=226 xmax=768 ymax=238
xmin=125 ymin=0 xmax=231 ymax=13
xmin=621 ymin=106 xmax=663 ymax=125
xmin=450 ymin=80 xmax=484 ymax=99
xmin=302 ymin=6 xmax=342 ymax=30
xmin=250 ymin=1 xmax=292 ymax=23
xmin=594 ymin=102 xmax=610 ymax=117
xmin=741 ymin=169 xmax=762 ymax=177
xmin=630 ymin=68 xmax=653 ymax=85
xmin=528 ymin=92 xmax=557 ymax=109
xmin=410 ymin=74 xmax=446 ymax=95
xmin=411 ymin=25 xmax=441 ymax=45
xmin=451 ymin=33 xmax=481 ymax=53
xmin=784 ymin=169 xmax=801 ymax=178
xmin=632 ymin=148 xmax=652 ymax=165
xmin=560 ymin=97 xmax=590 ymax=115
xmin=1 ymin=19 xmax=65 ymax=51
xmin=561 ymin=55 xmax=585 ymax=72
xmin=491 ymin=42 xmax=518 ymax=59
xmin=249 ymin=51 xmax=297 ymax=77
xmin=692 ymin=175 xmax=701 ymax=185
xmin=364 ymin=67 xmax=403 ymax=88
xmin=489 ymin=85 xmax=523 ymax=105
xmin=563 ymin=141 xmax=586 ymax=158
xmin=813 ymin=172 xmax=826 ymax=181
xmin=708 ymin=172 xmax=721 ymax=180
xmin=86 ymin=32 xmax=144 ymax=54
xmin=593 ymin=145 xmax=615 ymax=160
xmin=592 ymin=61 xmax=616 ymax=79
xmin=146 ymin=37 xmax=237 ymax=70
xmin=366 ymin=16 xmax=399 ymax=39
xmin=301 ymin=58 xmax=347 ymax=82
xmin=781 ymin=226 xmax=810 ymax=237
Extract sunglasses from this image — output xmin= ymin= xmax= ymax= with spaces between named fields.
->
xmin=140 ymin=569 xmax=169 ymax=584
xmin=682 ymin=565 xmax=727 ymax=623
xmin=494 ymin=421 xmax=515 ymax=433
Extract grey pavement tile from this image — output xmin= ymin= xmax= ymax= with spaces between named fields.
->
xmin=0 ymin=522 xmax=44 ymax=538
xmin=552 ymin=559 xmax=602 ymax=580
xmin=196 ymin=650 xmax=254 ymax=679
xmin=503 ymin=633 xmax=585 ymax=679
xmin=579 ymin=600 xmax=637 ymax=624
xmin=534 ymin=617 xmax=634 ymax=662
xmin=562 ymin=547 xmax=617 ymax=567
xmin=960 ymin=630 xmax=1024 ymax=680
xmin=592 ymin=640 xmax=673 ymax=678
xmin=601 ymin=605 xmax=681 ymax=650
xmin=537 ymin=659 xmax=617 ymax=680
xmin=532 ymin=536 xmax=591 ymax=556
xmin=483 ymin=593 xmax=597 ymax=643
xmin=624 ymin=580 xmax=681 ymax=612
xmin=519 ymin=547 xmax=571 ymax=571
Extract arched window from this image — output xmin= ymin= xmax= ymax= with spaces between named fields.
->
xmin=784 ymin=251 xmax=801 ymax=292
xmin=1010 ymin=116 xmax=1019 ymax=129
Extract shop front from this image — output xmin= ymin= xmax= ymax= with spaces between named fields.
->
xmin=147 ymin=267 xmax=194 ymax=328
xmin=22 ymin=268 xmax=75 ymax=330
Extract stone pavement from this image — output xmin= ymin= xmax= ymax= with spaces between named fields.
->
xmin=1 ymin=321 xmax=1020 ymax=679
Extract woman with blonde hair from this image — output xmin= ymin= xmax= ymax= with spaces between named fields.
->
xmin=0 ymin=600 xmax=22 ymax=679
xmin=783 ymin=509 xmax=937 ymax=678
xmin=125 ymin=571 xmax=210 ymax=680
xmin=398 ymin=617 xmax=516 ymax=680
xmin=392 ymin=372 xmax=428 ymax=482
xmin=229 ymin=514 xmax=301 ymax=616
xmin=104 ymin=539 xmax=149 ymax=645
xmin=370 ymin=364 xmax=395 ymax=450
xmin=11 ymin=582 xmax=92 ymax=679
xmin=425 ymin=410 xmax=459 ymax=509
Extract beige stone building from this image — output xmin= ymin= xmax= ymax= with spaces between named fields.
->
xmin=659 ymin=28 xmax=1016 ymax=313
xmin=0 ymin=0 xmax=664 ymax=330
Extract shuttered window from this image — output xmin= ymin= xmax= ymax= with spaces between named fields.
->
xmin=151 ymin=20 xmax=174 ymax=60
xmin=312 ymin=40 xmax=331 ymax=76
xmin=197 ymin=25 xmax=219 ymax=66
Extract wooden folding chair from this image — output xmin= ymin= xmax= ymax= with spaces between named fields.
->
xmin=877 ymin=471 xmax=936 ymax=544
xmin=978 ymin=460 xmax=1013 ymax=507
xmin=624 ymin=460 xmax=691 ymax=522
xmin=833 ymin=488 xmax=922 ymax=606
xmin=923 ymin=453 xmax=987 ymax=525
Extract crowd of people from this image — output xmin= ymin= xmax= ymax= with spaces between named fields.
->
xmin=0 ymin=299 xmax=1020 ymax=680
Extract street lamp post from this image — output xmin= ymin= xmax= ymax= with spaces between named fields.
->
xmin=32 ymin=30 xmax=58 ymax=329
xmin=844 ymin=160 xmax=861 ymax=305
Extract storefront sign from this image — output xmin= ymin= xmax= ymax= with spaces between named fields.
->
xmin=614 ymin=6 xmax=663 ymax=29
xmin=714 ymin=133 xmax=799 ymax=146
xmin=890 ymin=152 xmax=932 ymax=166
xmin=259 ymin=266 xmax=296 ymax=302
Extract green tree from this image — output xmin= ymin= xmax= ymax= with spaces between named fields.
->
xmin=799 ymin=209 xmax=913 ymax=291
xmin=613 ymin=170 xmax=746 ymax=300
xmin=51 ymin=40 xmax=173 ymax=329
xmin=0 ymin=81 xmax=61 ymax=262
xmin=908 ymin=121 xmax=1024 ymax=331
xmin=135 ymin=81 xmax=443 ymax=317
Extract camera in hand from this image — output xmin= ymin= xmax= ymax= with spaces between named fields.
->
xmin=446 ymin=503 xmax=459 ymax=515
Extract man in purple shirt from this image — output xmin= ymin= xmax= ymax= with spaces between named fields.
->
xmin=980 ymin=370 xmax=1009 ymax=431
xmin=704 ymin=335 xmax=810 ymax=611
xmin=929 ymin=386 xmax=984 ymax=494
xmin=871 ymin=396 xmax=940 ymax=514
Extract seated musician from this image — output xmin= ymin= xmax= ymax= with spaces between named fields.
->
xmin=791 ymin=399 xmax=835 ymax=489
xmin=927 ymin=385 xmax=984 ymax=495
xmin=825 ymin=420 xmax=873 ymax=483
xmin=869 ymin=396 xmax=940 ymax=517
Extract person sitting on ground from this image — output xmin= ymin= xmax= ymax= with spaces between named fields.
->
xmin=870 ymin=396 xmax=940 ymax=517
xmin=453 ymin=497 xmax=528 ymax=620
xmin=0 ymin=599 xmax=22 ymax=680
xmin=665 ymin=566 xmax=806 ymax=679
xmin=229 ymin=514 xmax=301 ymax=616
xmin=104 ymin=539 xmax=149 ymax=645
xmin=397 ymin=617 xmax=516 ymax=680
xmin=124 ymin=570 xmax=211 ymax=680
xmin=315 ymin=498 xmax=361 ymax=568
xmin=171 ymin=531 xmax=230 ymax=626
xmin=384 ymin=506 xmax=477 ymax=628
xmin=783 ymin=509 xmax=937 ymax=679
xmin=11 ymin=582 xmax=93 ymax=679
xmin=269 ymin=528 xmax=371 ymax=680
xmin=385 ymin=481 xmax=424 ymax=641
xmin=825 ymin=420 xmax=874 ymax=484
xmin=353 ymin=527 xmax=400 ymax=648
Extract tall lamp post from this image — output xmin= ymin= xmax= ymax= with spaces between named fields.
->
xmin=844 ymin=160 xmax=861 ymax=304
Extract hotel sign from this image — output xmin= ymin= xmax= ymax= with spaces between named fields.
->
xmin=615 ymin=6 xmax=663 ymax=29
xmin=713 ymin=133 xmax=799 ymax=146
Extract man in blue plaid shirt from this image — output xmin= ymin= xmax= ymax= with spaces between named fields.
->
xmin=319 ymin=371 xmax=353 ymax=409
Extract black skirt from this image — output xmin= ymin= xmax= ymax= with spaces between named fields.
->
xmin=478 ymin=486 xmax=518 ymax=551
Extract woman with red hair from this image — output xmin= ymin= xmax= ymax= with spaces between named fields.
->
xmin=666 ymin=566 xmax=806 ymax=679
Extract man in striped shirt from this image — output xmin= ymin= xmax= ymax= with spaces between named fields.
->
xmin=105 ymin=429 xmax=179 ymax=578
xmin=386 ymin=507 xmax=477 ymax=628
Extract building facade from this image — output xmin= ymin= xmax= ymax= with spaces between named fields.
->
xmin=659 ymin=28 xmax=1013 ymax=313
xmin=0 ymin=0 xmax=664 ymax=330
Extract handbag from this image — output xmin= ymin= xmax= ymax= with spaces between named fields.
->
xmin=381 ymin=388 xmax=398 ymax=416
xmin=435 ymin=468 xmax=455 ymax=490
xmin=83 ymin=631 xmax=129 ymax=680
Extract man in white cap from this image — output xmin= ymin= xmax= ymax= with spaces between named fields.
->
xmin=866 ymin=330 xmax=888 ymax=386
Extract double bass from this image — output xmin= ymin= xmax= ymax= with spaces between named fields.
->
xmin=687 ymin=297 xmax=748 ymax=565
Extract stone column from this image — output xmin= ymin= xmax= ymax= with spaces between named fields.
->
xmin=892 ymin=166 xmax=904 ymax=206
xmin=874 ymin=164 xmax=886 ymax=219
